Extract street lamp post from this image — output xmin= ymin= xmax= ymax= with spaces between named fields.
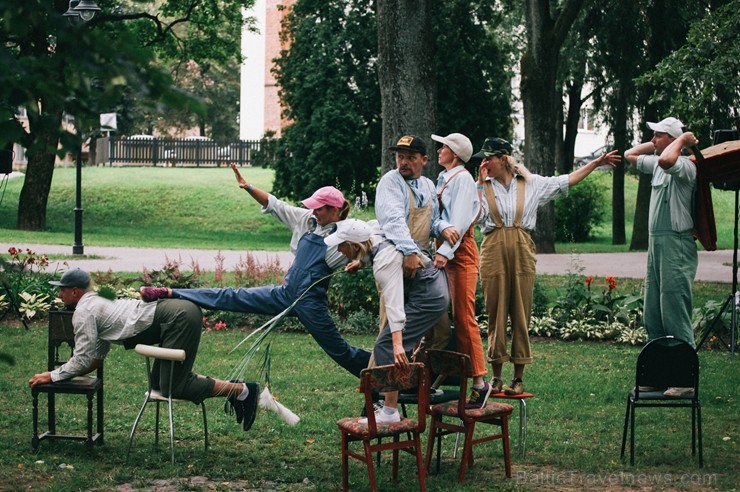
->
xmin=73 ymin=144 xmax=84 ymax=254
xmin=64 ymin=0 xmax=101 ymax=255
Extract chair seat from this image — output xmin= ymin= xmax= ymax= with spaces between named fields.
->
xmin=490 ymin=391 xmax=534 ymax=400
xmin=338 ymin=417 xmax=420 ymax=438
xmin=629 ymin=389 xmax=695 ymax=400
xmin=145 ymin=390 xmax=192 ymax=403
xmin=34 ymin=376 xmax=102 ymax=393
xmin=431 ymin=400 xmax=513 ymax=419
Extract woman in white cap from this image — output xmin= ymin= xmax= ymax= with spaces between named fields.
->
xmin=140 ymin=164 xmax=371 ymax=378
xmin=475 ymin=137 xmax=619 ymax=395
xmin=430 ymin=133 xmax=489 ymax=408
xmin=325 ymin=218 xmax=450 ymax=424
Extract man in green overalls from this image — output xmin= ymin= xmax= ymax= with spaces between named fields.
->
xmin=625 ymin=117 xmax=700 ymax=398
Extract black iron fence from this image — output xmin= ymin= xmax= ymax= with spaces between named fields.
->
xmin=96 ymin=136 xmax=261 ymax=167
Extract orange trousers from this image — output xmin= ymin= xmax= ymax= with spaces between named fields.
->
xmin=445 ymin=230 xmax=487 ymax=377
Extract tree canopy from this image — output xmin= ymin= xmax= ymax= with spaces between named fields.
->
xmin=0 ymin=0 xmax=253 ymax=230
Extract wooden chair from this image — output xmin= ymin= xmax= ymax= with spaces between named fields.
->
xmin=621 ymin=336 xmax=703 ymax=466
xmin=31 ymin=310 xmax=104 ymax=449
xmin=126 ymin=344 xmax=208 ymax=464
xmin=337 ymin=363 xmax=428 ymax=492
xmin=424 ymin=350 xmax=512 ymax=482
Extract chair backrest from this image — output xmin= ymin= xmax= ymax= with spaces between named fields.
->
xmin=425 ymin=349 xmax=472 ymax=417
xmin=48 ymin=309 xmax=103 ymax=379
xmin=635 ymin=336 xmax=699 ymax=396
xmin=359 ymin=362 xmax=427 ymax=432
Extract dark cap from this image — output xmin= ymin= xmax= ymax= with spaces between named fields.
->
xmin=388 ymin=135 xmax=427 ymax=155
xmin=49 ymin=268 xmax=90 ymax=289
xmin=472 ymin=137 xmax=513 ymax=158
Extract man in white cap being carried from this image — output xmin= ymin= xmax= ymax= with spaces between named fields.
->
xmin=624 ymin=117 xmax=700 ymax=398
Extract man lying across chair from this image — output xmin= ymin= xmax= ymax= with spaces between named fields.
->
xmin=28 ymin=268 xmax=260 ymax=431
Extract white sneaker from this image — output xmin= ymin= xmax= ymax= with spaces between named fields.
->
xmin=359 ymin=408 xmax=400 ymax=425
xmin=663 ymin=387 xmax=694 ymax=398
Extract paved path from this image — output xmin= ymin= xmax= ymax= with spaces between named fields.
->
xmin=2 ymin=242 xmax=734 ymax=282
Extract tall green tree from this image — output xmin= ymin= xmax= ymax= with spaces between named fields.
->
xmin=432 ymin=0 xmax=513 ymax=175
xmin=272 ymin=0 xmax=381 ymax=202
xmin=272 ymin=0 xmax=514 ymax=201
xmin=640 ymin=0 xmax=739 ymax=144
xmin=376 ymin=0 xmax=436 ymax=175
xmin=519 ymin=0 xmax=585 ymax=253
xmin=0 ymin=0 xmax=252 ymax=231
xmin=627 ymin=0 xmax=704 ymax=251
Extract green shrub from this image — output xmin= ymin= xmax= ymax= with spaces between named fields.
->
xmin=327 ymin=268 xmax=379 ymax=318
xmin=555 ymin=173 xmax=607 ymax=242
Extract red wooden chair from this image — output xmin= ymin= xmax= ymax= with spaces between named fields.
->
xmin=337 ymin=362 xmax=428 ymax=492
xmin=424 ymin=350 xmax=513 ymax=482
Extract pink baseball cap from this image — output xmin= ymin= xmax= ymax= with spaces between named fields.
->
xmin=301 ymin=186 xmax=346 ymax=209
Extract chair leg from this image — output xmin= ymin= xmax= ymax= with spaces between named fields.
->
xmin=363 ymin=439 xmax=378 ymax=492
xmin=620 ymin=397 xmax=630 ymax=459
xmin=457 ymin=423 xmax=475 ymax=483
xmin=391 ymin=434 xmax=400 ymax=481
xmin=519 ymin=399 xmax=527 ymax=459
xmin=167 ymin=398 xmax=176 ymax=465
xmin=697 ymin=403 xmax=704 ymax=468
xmin=154 ymin=401 xmax=160 ymax=448
xmin=85 ymin=393 xmax=94 ymax=448
xmin=96 ymin=387 xmax=105 ymax=445
xmin=31 ymin=392 xmax=40 ymax=450
xmin=414 ymin=432 xmax=427 ymax=492
xmin=200 ymin=402 xmax=208 ymax=451
xmin=629 ymin=402 xmax=636 ymax=466
xmin=127 ymin=396 xmax=150 ymax=459
xmin=341 ymin=433 xmax=350 ymax=492
xmin=502 ymin=415 xmax=512 ymax=478
xmin=424 ymin=417 xmax=438 ymax=474
xmin=47 ymin=393 xmax=56 ymax=438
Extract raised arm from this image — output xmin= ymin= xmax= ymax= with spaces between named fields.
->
xmin=568 ymin=150 xmax=620 ymax=187
xmin=231 ymin=163 xmax=269 ymax=207
xmin=658 ymin=132 xmax=698 ymax=170
xmin=624 ymin=142 xmax=655 ymax=166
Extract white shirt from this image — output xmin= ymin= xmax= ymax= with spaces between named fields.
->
xmin=367 ymin=220 xmax=406 ymax=333
xmin=637 ymin=154 xmax=696 ymax=232
xmin=375 ymin=169 xmax=447 ymax=256
xmin=51 ymin=292 xmax=156 ymax=382
xmin=477 ymin=174 xmax=569 ymax=233
xmin=436 ymin=166 xmax=480 ymax=259
xmin=263 ymin=194 xmax=347 ymax=270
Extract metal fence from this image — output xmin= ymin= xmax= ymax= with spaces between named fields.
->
xmin=96 ymin=136 xmax=261 ymax=167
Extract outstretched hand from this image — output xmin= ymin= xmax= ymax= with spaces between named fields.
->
xmin=592 ymin=149 xmax=621 ymax=168
xmin=231 ymin=163 xmax=248 ymax=189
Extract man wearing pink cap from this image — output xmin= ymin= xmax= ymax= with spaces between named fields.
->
xmin=140 ymin=164 xmax=371 ymax=377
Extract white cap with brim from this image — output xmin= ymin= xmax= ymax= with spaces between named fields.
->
xmin=324 ymin=219 xmax=373 ymax=247
xmin=431 ymin=133 xmax=473 ymax=163
xmin=647 ymin=117 xmax=684 ymax=139
xmin=49 ymin=268 xmax=90 ymax=289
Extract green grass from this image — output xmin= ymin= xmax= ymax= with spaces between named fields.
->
xmin=0 ymin=167 xmax=735 ymax=251
xmin=1 ymin=324 xmax=737 ymax=491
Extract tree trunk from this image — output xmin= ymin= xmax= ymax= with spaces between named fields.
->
xmin=611 ymin=80 xmax=629 ymax=245
xmin=630 ymin=0 xmax=689 ymax=251
xmin=521 ymin=0 xmax=584 ymax=253
xmin=376 ymin=0 xmax=437 ymax=177
xmin=17 ymin=109 xmax=64 ymax=231
xmin=559 ymin=80 xmax=584 ymax=175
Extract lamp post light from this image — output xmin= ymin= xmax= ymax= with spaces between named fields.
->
xmin=63 ymin=0 xmax=101 ymax=255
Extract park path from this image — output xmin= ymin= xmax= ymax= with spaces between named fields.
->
xmin=1 ymin=242 xmax=733 ymax=282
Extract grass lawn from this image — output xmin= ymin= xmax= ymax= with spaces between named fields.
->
xmin=2 ymin=323 xmax=738 ymax=491
xmin=0 ymin=167 xmax=735 ymax=251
